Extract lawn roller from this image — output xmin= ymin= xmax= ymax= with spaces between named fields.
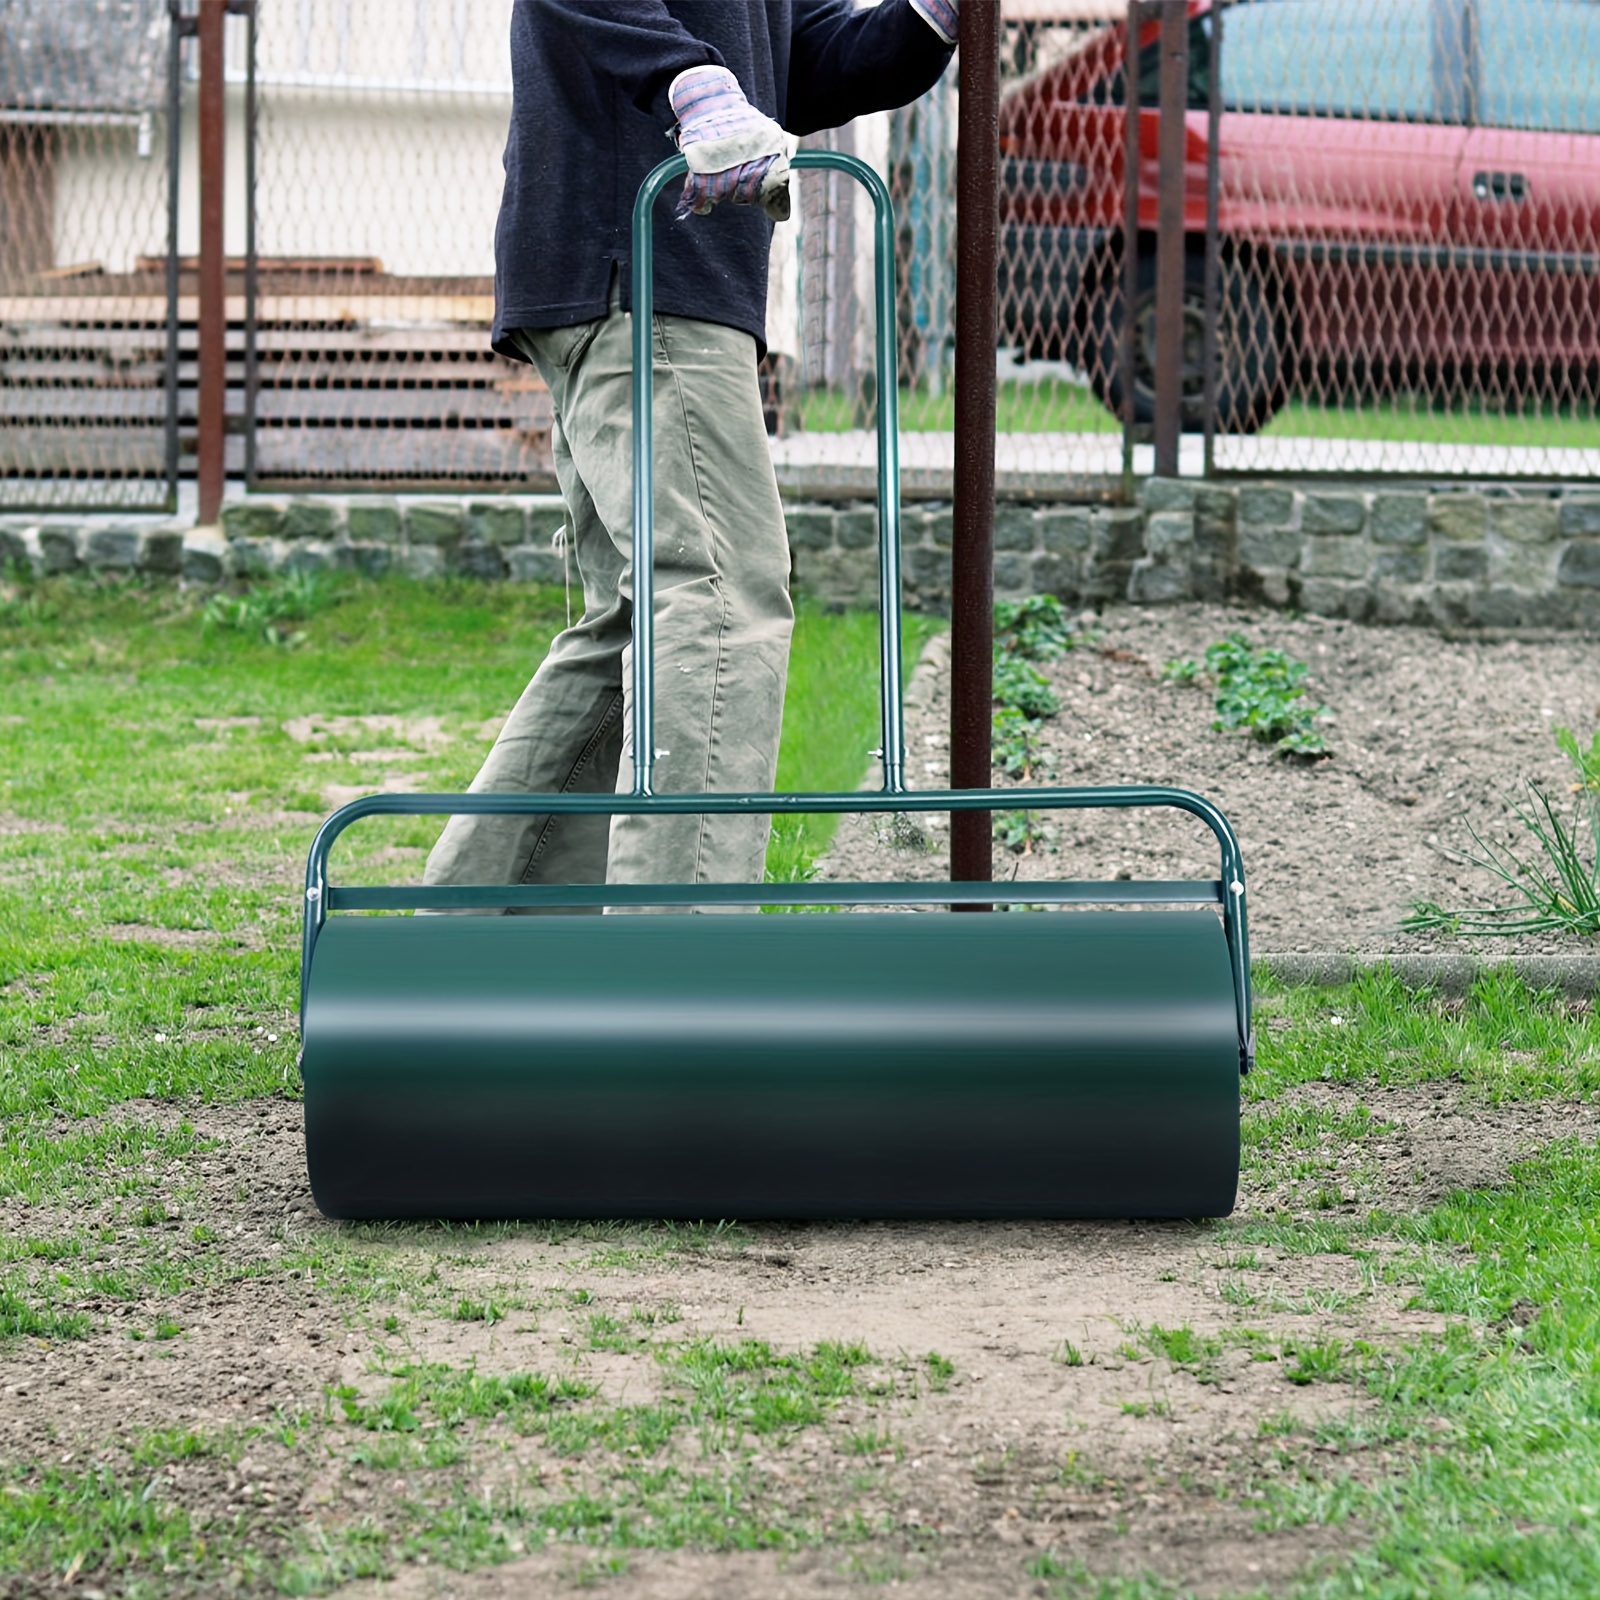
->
xmin=298 ymin=152 xmax=1253 ymax=1221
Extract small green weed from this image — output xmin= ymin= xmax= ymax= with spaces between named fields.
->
xmin=1281 ymin=1338 xmax=1356 ymax=1385
xmin=1053 ymin=1339 xmax=1085 ymax=1367
xmin=1143 ymin=1324 xmax=1224 ymax=1384
xmin=923 ymin=1351 xmax=955 ymax=1389
xmin=992 ymin=655 xmax=1060 ymax=719
xmin=588 ymin=1311 xmax=641 ymax=1352
xmin=200 ymin=569 xmax=338 ymax=647
xmin=843 ymin=1427 xmax=895 ymax=1456
xmin=993 ymin=595 xmax=1074 ymax=661
xmin=1118 ymin=1399 xmax=1170 ymax=1418
xmin=1026 ymin=1549 xmax=1073 ymax=1578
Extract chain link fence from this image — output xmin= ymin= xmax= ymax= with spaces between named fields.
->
xmin=995 ymin=0 xmax=1600 ymax=483
xmin=1211 ymin=0 xmax=1600 ymax=479
xmin=773 ymin=8 xmax=1131 ymax=499
xmin=0 ymin=0 xmax=176 ymax=511
xmin=6 ymin=0 xmax=1598 ymax=509
xmin=243 ymin=0 xmax=546 ymax=490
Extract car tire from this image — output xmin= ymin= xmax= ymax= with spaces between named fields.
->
xmin=1085 ymin=249 xmax=1286 ymax=434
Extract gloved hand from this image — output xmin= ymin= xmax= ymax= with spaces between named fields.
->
xmin=669 ymin=65 xmax=798 ymax=222
xmin=910 ymin=0 xmax=958 ymax=46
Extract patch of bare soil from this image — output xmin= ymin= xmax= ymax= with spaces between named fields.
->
xmin=821 ymin=604 xmax=1600 ymax=955
xmin=2 ymin=1080 xmax=1589 ymax=1598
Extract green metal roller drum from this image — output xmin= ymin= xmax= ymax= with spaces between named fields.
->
xmin=298 ymin=153 xmax=1254 ymax=1222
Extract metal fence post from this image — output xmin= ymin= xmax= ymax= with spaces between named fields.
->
xmin=1153 ymin=0 xmax=1188 ymax=479
xmin=1202 ymin=0 xmax=1222 ymax=476
xmin=1120 ymin=0 xmax=1143 ymax=495
xmin=951 ymin=0 xmax=999 ymax=903
xmin=164 ymin=1 xmax=192 ymax=514
xmin=242 ymin=0 xmax=258 ymax=488
xmin=196 ymin=0 xmax=227 ymax=524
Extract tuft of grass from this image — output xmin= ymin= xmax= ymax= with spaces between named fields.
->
xmin=1143 ymin=1324 xmax=1225 ymax=1385
xmin=201 ymin=569 xmax=339 ymax=647
xmin=1407 ymin=783 xmax=1600 ymax=938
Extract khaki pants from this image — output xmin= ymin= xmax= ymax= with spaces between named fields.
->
xmin=422 ymin=303 xmax=793 ymax=902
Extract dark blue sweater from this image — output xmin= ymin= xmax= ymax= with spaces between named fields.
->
xmin=493 ymin=0 xmax=953 ymax=359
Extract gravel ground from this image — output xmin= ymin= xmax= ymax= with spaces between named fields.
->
xmin=819 ymin=603 xmax=1600 ymax=957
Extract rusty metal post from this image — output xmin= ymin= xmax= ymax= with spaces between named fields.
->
xmin=950 ymin=1 xmax=999 ymax=902
xmin=1153 ymin=0 xmax=1188 ymax=479
xmin=1202 ymin=0 xmax=1222 ymax=474
xmin=1119 ymin=0 xmax=1143 ymax=492
xmin=197 ymin=0 xmax=227 ymax=525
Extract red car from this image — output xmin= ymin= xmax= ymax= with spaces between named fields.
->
xmin=997 ymin=0 xmax=1600 ymax=431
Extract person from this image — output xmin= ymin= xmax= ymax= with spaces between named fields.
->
xmin=422 ymin=0 xmax=958 ymax=905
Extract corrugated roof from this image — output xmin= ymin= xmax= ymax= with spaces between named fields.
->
xmin=0 ymin=0 xmax=168 ymax=113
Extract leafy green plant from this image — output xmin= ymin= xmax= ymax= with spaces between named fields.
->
xmin=1202 ymin=634 xmax=1328 ymax=754
xmin=993 ymin=595 xmax=1073 ymax=661
xmin=994 ymin=809 xmax=1049 ymax=855
xmin=989 ymin=602 xmax=1065 ymax=852
xmin=1163 ymin=637 xmax=1328 ymax=753
xmin=991 ymin=706 xmax=1045 ymax=780
xmin=992 ymin=655 xmax=1060 ymax=720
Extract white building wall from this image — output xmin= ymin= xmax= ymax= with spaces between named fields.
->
xmin=52 ymin=119 xmax=168 ymax=275
xmin=50 ymin=0 xmax=512 ymax=279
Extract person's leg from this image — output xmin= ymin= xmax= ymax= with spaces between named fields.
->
xmin=549 ymin=309 xmax=794 ymax=886
xmin=421 ymin=328 xmax=629 ymax=903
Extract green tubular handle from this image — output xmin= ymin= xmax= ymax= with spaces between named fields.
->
xmin=631 ymin=151 xmax=906 ymax=798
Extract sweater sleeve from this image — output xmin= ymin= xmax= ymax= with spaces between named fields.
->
xmin=784 ymin=0 xmax=956 ymax=137
xmin=525 ymin=0 xmax=722 ymax=116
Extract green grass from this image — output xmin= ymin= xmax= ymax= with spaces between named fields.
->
xmin=1264 ymin=394 xmax=1600 ymax=450
xmin=799 ymin=380 xmax=1119 ymax=435
xmin=798 ymin=380 xmax=1597 ymax=452
xmin=0 ymin=573 xmax=939 ymax=1124
xmin=767 ymin=605 xmax=941 ymax=885
xmin=1249 ymin=965 xmax=1600 ymax=1107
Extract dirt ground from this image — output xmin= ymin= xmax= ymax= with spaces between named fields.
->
xmin=1 ymin=1075 xmax=1595 ymax=1599
xmin=5 ymin=602 xmax=1599 ymax=1596
xmin=822 ymin=602 xmax=1600 ymax=955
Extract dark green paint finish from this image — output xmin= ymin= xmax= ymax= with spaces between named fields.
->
xmin=301 ymin=910 xmax=1239 ymax=1220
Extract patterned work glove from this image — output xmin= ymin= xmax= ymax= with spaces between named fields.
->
xmin=669 ymin=65 xmax=797 ymax=222
xmin=910 ymin=0 xmax=958 ymax=46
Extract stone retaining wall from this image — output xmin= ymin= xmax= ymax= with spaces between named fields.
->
xmin=3 ymin=481 xmax=1597 ymax=629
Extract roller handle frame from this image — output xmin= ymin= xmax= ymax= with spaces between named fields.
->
xmin=631 ymin=152 xmax=906 ymax=797
xmin=298 ymin=154 xmax=1254 ymax=1073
